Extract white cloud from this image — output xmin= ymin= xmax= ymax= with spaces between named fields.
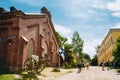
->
xmin=70 ymin=13 xmax=88 ymax=18
xmin=58 ymin=0 xmax=90 ymax=19
xmin=54 ymin=24 xmax=104 ymax=58
xmin=83 ymin=38 xmax=103 ymax=58
xmin=16 ymin=0 xmax=44 ymax=6
xmin=107 ymin=0 xmax=120 ymax=11
xmin=54 ymin=24 xmax=71 ymax=35
xmin=111 ymin=23 xmax=120 ymax=29
xmin=111 ymin=12 xmax=120 ymax=17
xmin=106 ymin=0 xmax=120 ymax=18
xmin=54 ymin=24 xmax=72 ymax=43
xmin=92 ymin=0 xmax=106 ymax=9
xmin=88 ymin=9 xmax=98 ymax=15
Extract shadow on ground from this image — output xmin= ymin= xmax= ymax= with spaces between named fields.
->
xmin=15 ymin=73 xmax=39 ymax=80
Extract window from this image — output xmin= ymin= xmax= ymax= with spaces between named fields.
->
xmin=28 ymin=39 xmax=34 ymax=57
xmin=0 ymin=38 xmax=1 ymax=47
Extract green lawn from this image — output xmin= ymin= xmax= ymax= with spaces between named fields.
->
xmin=0 ymin=73 xmax=38 ymax=80
xmin=0 ymin=74 xmax=15 ymax=80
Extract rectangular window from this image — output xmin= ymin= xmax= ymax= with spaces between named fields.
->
xmin=0 ymin=38 xmax=1 ymax=47
xmin=110 ymin=37 xmax=114 ymax=48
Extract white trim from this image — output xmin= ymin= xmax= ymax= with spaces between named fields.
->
xmin=21 ymin=36 xmax=28 ymax=42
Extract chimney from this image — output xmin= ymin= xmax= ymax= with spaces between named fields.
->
xmin=0 ymin=7 xmax=7 ymax=13
xmin=10 ymin=6 xmax=18 ymax=12
xmin=41 ymin=7 xmax=51 ymax=19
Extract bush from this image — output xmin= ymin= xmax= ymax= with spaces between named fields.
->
xmin=51 ymin=68 xmax=60 ymax=72
xmin=117 ymin=69 xmax=120 ymax=73
xmin=63 ymin=65 xmax=72 ymax=69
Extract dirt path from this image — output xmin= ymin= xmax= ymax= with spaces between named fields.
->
xmin=16 ymin=66 xmax=120 ymax=80
xmin=55 ymin=66 xmax=120 ymax=80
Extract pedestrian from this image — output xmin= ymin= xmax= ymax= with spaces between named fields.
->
xmin=86 ymin=62 xmax=89 ymax=70
xmin=101 ymin=60 xmax=105 ymax=71
xmin=106 ymin=60 xmax=110 ymax=70
xmin=77 ymin=61 xmax=82 ymax=73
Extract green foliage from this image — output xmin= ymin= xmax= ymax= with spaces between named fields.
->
xmin=84 ymin=53 xmax=91 ymax=61
xmin=56 ymin=31 xmax=84 ymax=68
xmin=20 ymin=73 xmax=38 ymax=80
xmin=63 ymin=65 xmax=72 ymax=69
xmin=72 ymin=31 xmax=84 ymax=61
xmin=56 ymin=32 xmax=68 ymax=47
xmin=63 ymin=44 xmax=76 ymax=68
xmin=117 ymin=69 xmax=120 ymax=73
xmin=91 ymin=55 xmax=98 ymax=66
xmin=0 ymin=74 xmax=15 ymax=80
xmin=113 ymin=37 xmax=120 ymax=68
xmin=64 ymin=44 xmax=73 ymax=64
xmin=95 ymin=45 xmax=100 ymax=53
xmin=52 ymin=68 xmax=60 ymax=72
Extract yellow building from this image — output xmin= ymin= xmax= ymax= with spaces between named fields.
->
xmin=97 ymin=29 xmax=120 ymax=65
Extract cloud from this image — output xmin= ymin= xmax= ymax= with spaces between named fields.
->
xmin=54 ymin=24 xmax=104 ymax=58
xmin=83 ymin=38 xmax=103 ymax=58
xmin=88 ymin=10 xmax=98 ymax=15
xmin=111 ymin=23 xmax=120 ymax=29
xmin=106 ymin=0 xmax=120 ymax=18
xmin=54 ymin=24 xmax=73 ymax=43
xmin=70 ymin=13 xmax=89 ymax=18
xmin=92 ymin=0 xmax=106 ymax=9
xmin=15 ymin=0 xmax=44 ymax=6
xmin=54 ymin=24 xmax=72 ymax=35
xmin=58 ymin=0 xmax=91 ymax=19
xmin=111 ymin=12 xmax=120 ymax=17
xmin=107 ymin=0 xmax=120 ymax=11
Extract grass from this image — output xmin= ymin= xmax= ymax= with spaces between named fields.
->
xmin=66 ymin=71 xmax=73 ymax=74
xmin=51 ymin=68 xmax=61 ymax=72
xmin=0 ymin=74 xmax=15 ymax=80
xmin=20 ymin=73 xmax=38 ymax=80
xmin=0 ymin=73 xmax=38 ymax=80
xmin=117 ymin=69 xmax=120 ymax=73
xmin=40 ymin=73 xmax=46 ymax=77
xmin=0 ymin=67 xmax=75 ymax=80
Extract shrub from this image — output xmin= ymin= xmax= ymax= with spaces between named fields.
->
xmin=51 ymin=68 xmax=60 ymax=72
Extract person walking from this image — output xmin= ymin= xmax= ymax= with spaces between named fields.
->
xmin=77 ymin=61 xmax=82 ymax=73
xmin=106 ymin=60 xmax=110 ymax=70
xmin=101 ymin=60 xmax=105 ymax=71
xmin=86 ymin=62 xmax=89 ymax=70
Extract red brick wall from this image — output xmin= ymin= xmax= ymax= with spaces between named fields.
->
xmin=0 ymin=8 xmax=60 ymax=72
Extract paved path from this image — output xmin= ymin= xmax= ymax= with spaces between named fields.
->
xmin=55 ymin=66 xmax=120 ymax=80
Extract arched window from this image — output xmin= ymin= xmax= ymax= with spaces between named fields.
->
xmin=0 ymin=37 xmax=1 ymax=47
xmin=28 ymin=39 xmax=34 ymax=57
xmin=41 ymin=41 xmax=48 ymax=60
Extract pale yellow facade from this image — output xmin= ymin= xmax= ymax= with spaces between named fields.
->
xmin=97 ymin=29 xmax=120 ymax=65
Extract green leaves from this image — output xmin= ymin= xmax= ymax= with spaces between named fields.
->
xmin=56 ymin=32 xmax=68 ymax=47
xmin=72 ymin=31 xmax=84 ymax=61
xmin=113 ymin=36 xmax=120 ymax=68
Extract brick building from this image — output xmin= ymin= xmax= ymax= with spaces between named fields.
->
xmin=0 ymin=7 xmax=60 ymax=72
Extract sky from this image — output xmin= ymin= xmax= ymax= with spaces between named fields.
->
xmin=1 ymin=0 xmax=120 ymax=58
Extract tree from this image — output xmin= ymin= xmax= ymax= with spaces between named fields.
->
xmin=95 ymin=45 xmax=100 ymax=53
xmin=64 ymin=43 xmax=76 ymax=68
xmin=71 ymin=31 xmax=84 ymax=61
xmin=56 ymin=32 xmax=68 ymax=47
xmin=56 ymin=32 xmax=77 ymax=68
xmin=84 ymin=53 xmax=91 ymax=61
xmin=113 ymin=36 xmax=120 ymax=68
xmin=91 ymin=55 xmax=98 ymax=66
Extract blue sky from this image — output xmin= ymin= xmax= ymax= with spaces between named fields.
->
xmin=1 ymin=0 xmax=120 ymax=58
